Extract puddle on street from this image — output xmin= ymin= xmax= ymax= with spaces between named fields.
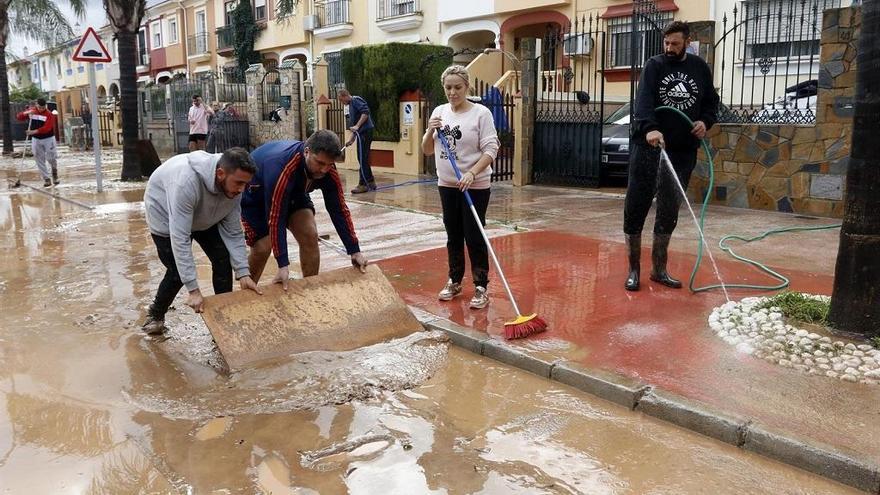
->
xmin=123 ymin=329 xmax=450 ymax=420
xmin=0 ymin=173 xmax=865 ymax=494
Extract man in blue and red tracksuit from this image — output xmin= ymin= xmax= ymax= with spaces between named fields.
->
xmin=241 ymin=129 xmax=368 ymax=290
xmin=16 ymin=98 xmax=59 ymax=187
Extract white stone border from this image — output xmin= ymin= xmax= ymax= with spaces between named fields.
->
xmin=708 ymin=295 xmax=880 ymax=385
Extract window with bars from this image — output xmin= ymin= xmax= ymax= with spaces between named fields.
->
xmin=742 ymin=0 xmax=826 ymax=61
xmin=325 ymin=52 xmax=344 ymax=98
xmin=607 ymin=11 xmax=673 ymax=68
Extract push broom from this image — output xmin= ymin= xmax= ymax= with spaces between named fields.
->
xmin=437 ymin=132 xmax=547 ymax=339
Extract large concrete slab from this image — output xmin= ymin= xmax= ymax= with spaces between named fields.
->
xmin=201 ymin=264 xmax=423 ymax=370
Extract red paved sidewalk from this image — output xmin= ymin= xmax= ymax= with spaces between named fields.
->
xmin=378 ymin=230 xmax=880 ymax=467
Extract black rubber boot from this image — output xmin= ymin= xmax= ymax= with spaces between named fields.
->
xmin=625 ymin=234 xmax=641 ymax=291
xmin=650 ymin=233 xmax=682 ymax=288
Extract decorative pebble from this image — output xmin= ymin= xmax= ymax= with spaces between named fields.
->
xmin=708 ymin=296 xmax=877 ymax=386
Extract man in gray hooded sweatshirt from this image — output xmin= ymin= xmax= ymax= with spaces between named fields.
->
xmin=142 ymin=147 xmax=262 ymax=335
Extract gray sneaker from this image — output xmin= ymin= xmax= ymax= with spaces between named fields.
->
xmin=438 ymin=279 xmax=462 ymax=301
xmin=469 ymin=286 xmax=489 ymax=309
xmin=141 ymin=316 xmax=166 ymax=335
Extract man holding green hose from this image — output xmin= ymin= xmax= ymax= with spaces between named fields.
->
xmin=624 ymin=20 xmax=720 ymax=291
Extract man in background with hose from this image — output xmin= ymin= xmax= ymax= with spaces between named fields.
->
xmin=624 ymin=20 xmax=719 ymax=291
xmin=338 ymin=89 xmax=376 ymax=194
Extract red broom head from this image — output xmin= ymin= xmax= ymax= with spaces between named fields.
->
xmin=504 ymin=315 xmax=548 ymax=340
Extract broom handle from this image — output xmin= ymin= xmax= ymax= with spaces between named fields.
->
xmin=437 ymin=132 xmax=522 ymax=316
xmin=20 ymin=116 xmax=32 ymax=179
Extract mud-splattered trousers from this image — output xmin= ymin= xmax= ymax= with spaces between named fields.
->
xmin=623 ymin=143 xmax=698 ymax=236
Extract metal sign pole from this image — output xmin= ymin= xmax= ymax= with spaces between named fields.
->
xmin=88 ymin=63 xmax=103 ymax=192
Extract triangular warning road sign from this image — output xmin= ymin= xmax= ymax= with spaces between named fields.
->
xmin=72 ymin=27 xmax=112 ymax=63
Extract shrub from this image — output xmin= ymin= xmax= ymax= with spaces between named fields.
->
xmin=341 ymin=43 xmax=452 ymax=141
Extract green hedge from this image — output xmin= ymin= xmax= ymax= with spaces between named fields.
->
xmin=341 ymin=43 xmax=452 ymax=142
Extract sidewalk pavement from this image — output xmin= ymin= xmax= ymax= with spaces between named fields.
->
xmin=351 ymin=172 xmax=879 ymax=493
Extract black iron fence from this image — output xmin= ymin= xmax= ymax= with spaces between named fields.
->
xmin=262 ymin=70 xmax=281 ymax=121
xmin=714 ymin=0 xmax=852 ymax=124
xmin=532 ymin=14 xmax=607 ymax=187
xmin=472 ymin=78 xmax=516 ymax=182
xmin=378 ymin=0 xmax=419 ymax=19
xmin=316 ymin=0 xmax=351 ymax=27
xmin=327 ymin=100 xmax=347 ymax=144
xmin=148 ymin=86 xmax=167 ymax=120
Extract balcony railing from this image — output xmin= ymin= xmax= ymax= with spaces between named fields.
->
xmin=216 ymin=26 xmax=234 ymax=52
xmin=187 ymin=33 xmax=209 ymax=57
xmin=316 ymin=0 xmax=351 ymax=27
xmin=378 ymin=0 xmax=419 ymax=19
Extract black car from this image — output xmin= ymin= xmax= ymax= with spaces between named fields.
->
xmin=600 ymin=103 xmax=632 ymax=180
xmin=600 ymin=101 xmax=732 ymax=180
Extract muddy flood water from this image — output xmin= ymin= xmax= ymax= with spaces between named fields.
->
xmin=0 ymin=167 xmax=866 ymax=494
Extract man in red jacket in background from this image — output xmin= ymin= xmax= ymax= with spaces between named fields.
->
xmin=17 ymin=98 xmax=59 ymax=187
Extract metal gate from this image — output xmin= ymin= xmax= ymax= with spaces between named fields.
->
xmin=532 ymin=15 xmax=607 ymax=187
xmin=419 ymin=96 xmax=436 ymax=176
xmin=170 ymin=77 xmax=213 ymax=153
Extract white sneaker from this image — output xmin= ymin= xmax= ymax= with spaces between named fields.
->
xmin=438 ymin=279 xmax=462 ymax=301
xmin=469 ymin=286 xmax=489 ymax=309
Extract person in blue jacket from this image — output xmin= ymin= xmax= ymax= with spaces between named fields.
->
xmin=241 ymin=130 xmax=368 ymax=289
xmin=338 ymin=89 xmax=376 ymax=194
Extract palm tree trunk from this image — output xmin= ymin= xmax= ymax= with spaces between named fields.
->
xmin=828 ymin=3 xmax=880 ymax=339
xmin=0 ymin=45 xmax=12 ymax=155
xmin=117 ymin=29 xmax=142 ymax=180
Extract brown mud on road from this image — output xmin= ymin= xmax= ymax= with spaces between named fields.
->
xmin=0 ymin=162 xmax=864 ymax=494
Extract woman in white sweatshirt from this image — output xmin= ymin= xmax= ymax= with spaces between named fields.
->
xmin=421 ymin=65 xmax=500 ymax=309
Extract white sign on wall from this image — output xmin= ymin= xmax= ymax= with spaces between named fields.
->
xmin=402 ymin=102 xmax=414 ymax=125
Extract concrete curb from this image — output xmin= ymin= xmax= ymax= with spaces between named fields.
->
xmin=422 ymin=315 xmax=880 ymax=494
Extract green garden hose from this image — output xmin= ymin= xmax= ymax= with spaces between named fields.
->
xmin=654 ymin=105 xmax=842 ymax=293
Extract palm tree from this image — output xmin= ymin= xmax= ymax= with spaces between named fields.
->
xmin=0 ymin=0 xmax=85 ymax=154
xmin=828 ymin=1 xmax=880 ymax=338
xmin=102 ymin=0 xmax=145 ymax=181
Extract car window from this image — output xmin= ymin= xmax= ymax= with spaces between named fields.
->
xmin=605 ymin=103 xmax=630 ymax=124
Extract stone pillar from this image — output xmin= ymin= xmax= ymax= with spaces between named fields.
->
xmin=279 ymin=59 xmax=303 ymax=141
xmin=515 ymin=38 xmax=538 ymax=187
xmin=245 ymin=63 xmax=265 ymax=147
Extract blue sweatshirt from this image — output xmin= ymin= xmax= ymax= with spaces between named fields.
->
xmin=244 ymin=140 xmax=360 ymax=268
